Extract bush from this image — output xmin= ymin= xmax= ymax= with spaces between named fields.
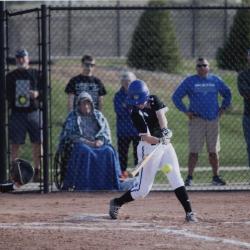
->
xmin=216 ymin=5 xmax=250 ymax=71
xmin=127 ymin=0 xmax=180 ymax=73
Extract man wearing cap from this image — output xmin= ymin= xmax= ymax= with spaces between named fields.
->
xmin=172 ymin=57 xmax=232 ymax=186
xmin=113 ymin=71 xmax=140 ymax=179
xmin=237 ymin=49 xmax=250 ymax=169
xmin=6 ymin=49 xmax=42 ymax=182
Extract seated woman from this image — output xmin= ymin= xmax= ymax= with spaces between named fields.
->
xmin=58 ymin=91 xmax=121 ymax=191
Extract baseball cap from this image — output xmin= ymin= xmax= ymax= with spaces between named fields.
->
xmin=120 ymin=71 xmax=136 ymax=83
xmin=15 ymin=49 xmax=29 ymax=58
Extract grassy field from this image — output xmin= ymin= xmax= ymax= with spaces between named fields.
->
xmin=19 ymin=57 xmax=249 ymax=183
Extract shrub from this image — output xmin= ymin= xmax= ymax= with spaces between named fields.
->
xmin=127 ymin=0 xmax=180 ymax=73
xmin=216 ymin=2 xmax=250 ymax=71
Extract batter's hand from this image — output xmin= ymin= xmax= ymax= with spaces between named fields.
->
xmin=160 ymin=137 xmax=170 ymax=145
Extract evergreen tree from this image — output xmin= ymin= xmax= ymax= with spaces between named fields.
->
xmin=127 ymin=0 xmax=180 ymax=73
xmin=216 ymin=2 xmax=250 ymax=71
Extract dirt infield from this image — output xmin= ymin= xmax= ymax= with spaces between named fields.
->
xmin=0 ymin=191 xmax=250 ymax=250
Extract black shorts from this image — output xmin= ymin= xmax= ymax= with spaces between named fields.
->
xmin=9 ymin=111 xmax=42 ymax=144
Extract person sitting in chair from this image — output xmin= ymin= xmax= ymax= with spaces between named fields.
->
xmin=58 ymin=91 xmax=121 ymax=191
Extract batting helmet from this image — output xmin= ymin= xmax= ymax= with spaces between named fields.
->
xmin=10 ymin=158 xmax=34 ymax=185
xmin=127 ymin=80 xmax=150 ymax=105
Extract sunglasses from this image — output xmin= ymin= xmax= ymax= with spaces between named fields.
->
xmin=84 ymin=63 xmax=95 ymax=67
xmin=197 ymin=64 xmax=208 ymax=68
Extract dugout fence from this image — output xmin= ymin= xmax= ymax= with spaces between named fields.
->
xmin=0 ymin=2 xmax=250 ymax=192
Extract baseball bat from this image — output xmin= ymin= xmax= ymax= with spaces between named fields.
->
xmin=130 ymin=143 xmax=162 ymax=177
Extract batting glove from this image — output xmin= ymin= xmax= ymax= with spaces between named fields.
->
xmin=159 ymin=137 xmax=170 ymax=145
xmin=159 ymin=128 xmax=172 ymax=145
xmin=161 ymin=128 xmax=173 ymax=139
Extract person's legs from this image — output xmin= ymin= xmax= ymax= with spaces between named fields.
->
xmin=109 ymin=142 xmax=163 ymax=219
xmin=10 ymin=144 xmax=21 ymax=162
xmin=9 ymin=112 xmax=27 ymax=162
xmin=243 ymin=115 xmax=250 ymax=167
xmin=187 ymin=153 xmax=199 ymax=176
xmin=209 ymin=152 xmax=219 ymax=176
xmin=132 ymin=136 xmax=140 ymax=165
xmin=32 ymin=143 xmax=41 ymax=169
xmin=206 ymin=119 xmax=225 ymax=185
xmin=186 ymin=117 xmax=205 ymax=185
xmin=160 ymin=144 xmax=197 ymax=222
xmin=27 ymin=111 xmax=42 ymax=181
xmin=117 ymin=136 xmax=130 ymax=173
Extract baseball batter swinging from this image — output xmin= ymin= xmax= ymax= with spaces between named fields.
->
xmin=109 ymin=80 xmax=197 ymax=222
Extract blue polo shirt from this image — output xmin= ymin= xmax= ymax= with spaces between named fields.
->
xmin=172 ymin=74 xmax=232 ymax=120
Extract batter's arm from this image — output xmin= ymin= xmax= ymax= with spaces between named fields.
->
xmin=141 ymin=134 xmax=160 ymax=145
xmin=156 ymin=107 xmax=169 ymax=129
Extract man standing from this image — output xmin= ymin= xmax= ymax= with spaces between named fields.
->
xmin=6 ymin=49 xmax=42 ymax=182
xmin=65 ymin=55 xmax=107 ymax=112
xmin=172 ymin=57 xmax=231 ymax=186
xmin=113 ymin=71 xmax=139 ymax=179
xmin=237 ymin=49 xmax=250 ymax=168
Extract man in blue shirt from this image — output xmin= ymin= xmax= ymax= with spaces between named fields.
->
xmin=113 ymin=72 xmax=139 ymax=179
xmin=237 ymin=49 xmax=250 ymax=169
xmin=172 ymin=57 xmax=232 ymax=186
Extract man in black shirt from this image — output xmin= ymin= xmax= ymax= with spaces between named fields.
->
xmin=65 ymin=55 xmax=107 ymax=111
xmin=109 ymin=80 xmax=197 ymax=222
xmin=6 ymin=49 xmax=42 ymax=182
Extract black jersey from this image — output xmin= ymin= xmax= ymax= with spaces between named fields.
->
xmin=6 ymin=68 xmax=41 ymax=112
xmin=130 ymin=95 xmax=167 ymax=138
xmin=65 ymin=74 xmax=107 ymax=109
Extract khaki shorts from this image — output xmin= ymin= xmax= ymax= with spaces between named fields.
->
xmin=188 ymin=117 xmax=220 ymax=153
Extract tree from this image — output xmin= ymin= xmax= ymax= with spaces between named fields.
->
xmin=127 ymin=0 xmax=180 ymax=73
xmin=216 ymin=3 xmax=250 ymax=71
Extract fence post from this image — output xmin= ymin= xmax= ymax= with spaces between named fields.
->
xmin=0 ymin=2 xmax=7 ymax=184
xmin=41 ymin=4 xmax=49 ymax=193
xmin=116 ymin=0 xmax=121 ymax=57
xmin=67 ymin=0 xmax=72 ymax=56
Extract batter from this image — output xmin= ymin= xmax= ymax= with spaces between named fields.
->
xmin=109 ymin=79 xmax=197 ymax=222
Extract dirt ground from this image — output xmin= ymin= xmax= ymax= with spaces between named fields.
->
xmin=0 ymin=191 xmax=250 ymax=250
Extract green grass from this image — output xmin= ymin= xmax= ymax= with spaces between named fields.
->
xmin=19 ymin=57 xmax=249 ymax=184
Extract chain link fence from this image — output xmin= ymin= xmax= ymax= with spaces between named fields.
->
xmin=3 ymin=3 xmax=250 ymax=192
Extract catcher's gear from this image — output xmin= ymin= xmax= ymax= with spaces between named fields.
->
xmin=10 ymin=158 xmax=34 ymax=185
xmin=127 ymin=79 xmax=150 ymax=105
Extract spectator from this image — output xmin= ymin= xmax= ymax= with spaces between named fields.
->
xmin=113 ymin=71 xmax=140 ymax=179
xmin=65 ymin=54 xmax=107 ymax=112
xmin=6 ymin=49 xmax=42 ymax=182
xmin=237 ymin=49 xmax=250 ymax=168
xmin=172 ymin=57 xmax=232 ymax=186
xmin=58 ymin=91 xmax=121 ymax=190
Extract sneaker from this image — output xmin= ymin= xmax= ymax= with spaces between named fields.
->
xmin=186 ymin=212 xmax=198 ymax=223
xmin=109 ymin=199 xmax=121 ymax=220
xmin=212 ymin=175 xmax=226 ymax=186
xmin=185 ymin=175 xmax=193 ymax=186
